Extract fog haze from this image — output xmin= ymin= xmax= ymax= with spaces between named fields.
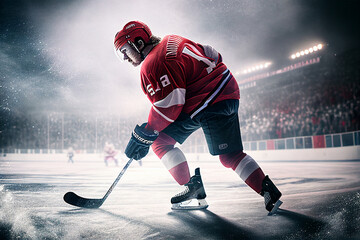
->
xmin=0 ymin=0 xmax=358 ymax=118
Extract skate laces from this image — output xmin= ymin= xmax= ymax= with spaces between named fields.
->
xmin=174 ymin=186 xmax=190 ymax=197
xmin=264 ymin=191 xmax=271 ymax=205
xmin=173 ymin=175 xmax=202 ymax=198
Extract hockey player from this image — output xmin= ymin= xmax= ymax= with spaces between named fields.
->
xmin=104 ymin=142 xmax=119 ymax=166
xmin=115 ymin=21 xmax=282 ymax=213
xmin=67 ymin=147 xmax=74 ymax=163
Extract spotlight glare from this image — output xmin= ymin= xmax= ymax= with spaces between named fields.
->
xmin=291 ymin=43 xmax=324 ymax=60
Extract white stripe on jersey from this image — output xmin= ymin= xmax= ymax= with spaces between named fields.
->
xmin=152 ymin=106 xmax=175 ymax=123
xmin=153 ymin=88 xmax=186 ymax=108
xmin=190 ymin=69 xmax=231 ymax=119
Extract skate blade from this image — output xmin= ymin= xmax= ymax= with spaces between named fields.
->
xmin=268 ymin=199 xmax=283 ymax=216
xmin=171 ymin=199 xmax=208 ymax=210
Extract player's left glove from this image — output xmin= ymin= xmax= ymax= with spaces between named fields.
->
xmin=125 ymin=123 xmax=159 ymax=160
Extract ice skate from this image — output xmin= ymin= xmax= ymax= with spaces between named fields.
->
xmin=171 ymin=168 xmax=208 ymax=210
xmin=260 ymin=175 xmax=282 ymax=215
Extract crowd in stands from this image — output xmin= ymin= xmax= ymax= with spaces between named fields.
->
xmin=0 ymin=49 xmax=359 ymax=151
xmin=239 ymin=49 xmax=359 ymax=141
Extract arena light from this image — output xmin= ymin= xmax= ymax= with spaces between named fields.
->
xmin=241 ymin=62 xmax=272 ymax=75
xmin=290 ymin=43 xmax=325 ymax=60
xmin=264 ymin=62 xmax=271 ymax=68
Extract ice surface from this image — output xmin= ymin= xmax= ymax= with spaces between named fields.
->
xmin=0 ymin=155 xmax=360 ymax=239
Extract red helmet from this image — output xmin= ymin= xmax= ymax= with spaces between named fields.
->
xmin=114 ymin=21 xmax=152 ymax=50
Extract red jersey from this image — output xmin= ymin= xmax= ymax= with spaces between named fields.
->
xmin=140 ymin=35 xmax=240 ymax=132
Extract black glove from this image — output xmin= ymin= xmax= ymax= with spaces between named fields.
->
xmin=125 ymin=123 xmax=159 ymax=160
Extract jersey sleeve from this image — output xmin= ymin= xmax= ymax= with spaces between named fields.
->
xmin=141 ymin=60 xmax=186 ymax=132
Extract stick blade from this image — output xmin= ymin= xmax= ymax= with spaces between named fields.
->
xmin=63 ymin=192 xmax=103 ymax=208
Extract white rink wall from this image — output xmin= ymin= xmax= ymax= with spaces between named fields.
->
xmin=245 ymin=146 xmax=360 ymax=161
xmin=1 ymin=146 xmax=359 ymax=162
xmin=188 ymin=146 xmax=360 ymax=161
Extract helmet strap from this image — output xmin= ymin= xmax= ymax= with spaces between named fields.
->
xmin=128 ymin=37 xmax=159 ymax=61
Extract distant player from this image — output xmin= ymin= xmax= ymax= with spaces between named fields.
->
xmin=114 ymin=21 xmax=282 ymax=213
xmin=104 ymin=142 xmax=119 ymax=166
xmin=67 ymin=147 xmax=74 ymax=163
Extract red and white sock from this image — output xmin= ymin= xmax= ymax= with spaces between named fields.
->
xmin=161 ymin=148 xmax=190 ymax=185
xmin=152 ymin=132 xmax=190 ymax=185
xmin=220 ymin=151 xmax=265 ymax=193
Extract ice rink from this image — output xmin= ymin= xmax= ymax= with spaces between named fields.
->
xmin=1 ymin=154 xmax=359 ymax=240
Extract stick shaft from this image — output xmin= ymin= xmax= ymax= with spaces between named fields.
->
xmin=102 ymin=158 xmax=133 ymax=201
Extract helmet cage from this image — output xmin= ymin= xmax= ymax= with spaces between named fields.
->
xmin=115 ymin=41 xmax=143 ymax=66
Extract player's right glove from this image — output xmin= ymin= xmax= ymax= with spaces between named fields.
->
xmin=125 ymin=123 xmax=159 ymax=160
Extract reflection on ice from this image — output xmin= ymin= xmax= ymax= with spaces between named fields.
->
xmin=0 ymin=159 xmax=359 ymax=239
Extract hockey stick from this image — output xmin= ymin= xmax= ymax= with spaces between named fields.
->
xmin=63 ymin=158 xmax=134 ymax=208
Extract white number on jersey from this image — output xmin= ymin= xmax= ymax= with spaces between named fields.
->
xmin=160 ymin=75 xmax=171 ymax=87
xmin=146 ymin=75 xmax=171 ymax=97
xmin=147 ymin=84 xmax=155 ymax=96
